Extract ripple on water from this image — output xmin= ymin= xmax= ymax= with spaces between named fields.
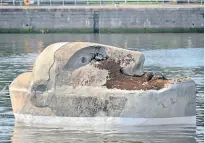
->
xmin=143 ymin=48 xmax=204 ymax=68
xmin=9 ymin=124 xmax=197 ymax=143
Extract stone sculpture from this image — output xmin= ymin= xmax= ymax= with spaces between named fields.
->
xmin=9 ymin=42 xmax=196 ymax=125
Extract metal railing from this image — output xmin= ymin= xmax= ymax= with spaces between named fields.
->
xmin=0 ymin=0 xmax=204 ymax=6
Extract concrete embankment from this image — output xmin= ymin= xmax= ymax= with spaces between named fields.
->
xmin=0 ymin=5 xmax=203 ymax=33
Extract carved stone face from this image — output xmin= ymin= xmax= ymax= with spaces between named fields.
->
xmin=31 ymin=42 xmax=145 ymax=88
xmin=9 ymin=42 xmax=196 ymax=119
xmin=31 ymin=42 xmax=170 ymax=92
xmin=29 ymin=42 xmax=148 ymax=109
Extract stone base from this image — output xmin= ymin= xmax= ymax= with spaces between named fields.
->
xmin=14 ymin=114 xmax=196 ymax=127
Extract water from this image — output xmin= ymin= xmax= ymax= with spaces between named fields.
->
xmin=0 ymin=33 xmax=203 ymax=143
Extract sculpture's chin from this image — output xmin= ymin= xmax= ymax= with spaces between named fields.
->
xmin=9 ymin=72 xmax=32 ymax=113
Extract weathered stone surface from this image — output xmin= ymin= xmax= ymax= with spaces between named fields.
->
xmin=10 ymin=72 xmax=32 ymax=113
xmin=9 ymin=42 xmax=196 ymax=120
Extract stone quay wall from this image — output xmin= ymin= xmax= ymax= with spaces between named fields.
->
xmin=0 ymin=6 xmax=203 ymax=33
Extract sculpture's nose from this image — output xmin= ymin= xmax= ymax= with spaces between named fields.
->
xmin=120 ymin=53 xmax=145 ymax=76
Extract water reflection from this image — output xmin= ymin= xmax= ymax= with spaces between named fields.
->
xmin=0 ymin=33 xmax=204 ymax=56
xmin=11 ymin=123 xmax=196 ymax=143
xmin=24 ymin=40 xmax=31 ymax=54
xmin=0 ymin=33 xmax=203 ymax=143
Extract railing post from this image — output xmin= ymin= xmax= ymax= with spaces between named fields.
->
xmin=201 ymin=0 xmax=203 ymax=5
xmin=188 ymin=0 xmax=189 ymax=4
xmin=100 ymin=0 xmax=102 ymax=5
xmin=38 ymin=0 xmax=40 ymax=6
xmin=1 ymin=0 xmax=2 ymax=6
xmin=50 ymin=0 xmax=51 ymax=6
xmin=75 ymin=0 xmax=76 ymax=5
xmin=63 ymin=0 xmax=64 ymax=6
xmin=13 ymin=0 xmax=15 ymax=6
xmin=87 ymin=0 xmax=88 ymax=5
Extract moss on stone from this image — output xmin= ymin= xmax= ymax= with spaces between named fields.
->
xmin=99 ymin=28 xmax=204 ymax=33
xmin=0 ymin=28 xmax=203 ymax=33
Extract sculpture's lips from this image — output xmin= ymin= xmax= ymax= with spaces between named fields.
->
xmin=96 ymin=59 xmax=170 ymax=90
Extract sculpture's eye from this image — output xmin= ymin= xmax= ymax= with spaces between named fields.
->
xmin=35 ymin=84 xmax=47 ymax=94
xmin=81 ymin=57 xmax=87 ymax=63
xmin=63 ymin=46 xmax=107 ymax=71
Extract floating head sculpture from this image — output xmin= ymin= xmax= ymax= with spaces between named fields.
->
xmin=9 ymin=42 xmax=196 ymax=122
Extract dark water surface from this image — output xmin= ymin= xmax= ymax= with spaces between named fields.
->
xmin=0 ymin=33 xmax=203 ymax=143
